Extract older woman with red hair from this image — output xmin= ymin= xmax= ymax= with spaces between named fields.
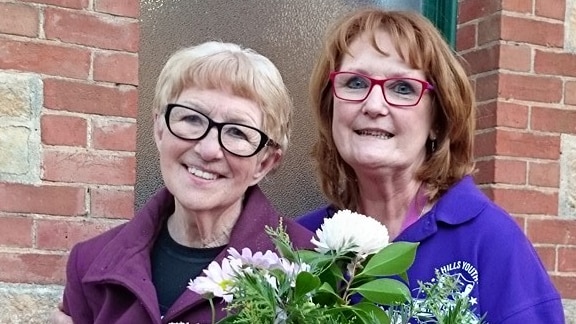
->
xmin=299 ymin=8 xmax=564 ymax=323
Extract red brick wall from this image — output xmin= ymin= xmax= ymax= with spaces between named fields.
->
xmin=1 ymin=0 xmax=573 ymax=305
xmin=458 ymin=0 xmax=576 ymax=299
xmin=0 ymin=0 xmax=139 ymax=284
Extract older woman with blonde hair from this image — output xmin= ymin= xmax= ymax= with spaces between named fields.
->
xmin=298 ymin=8 xmax=564 ymax=322
xmin=55 ymin=41 xmax=313 ymax=323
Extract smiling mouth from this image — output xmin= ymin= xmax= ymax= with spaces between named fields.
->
xmin=355 ymin=130 xmax=394 ymax=139
xmin=187 ymin=166 xmax=218 ymax=180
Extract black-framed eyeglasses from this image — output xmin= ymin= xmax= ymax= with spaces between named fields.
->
xmin=165 ymin=104 xmax=279 ymax=157
xmin=329 ymin=71 xmax=434 ymax=107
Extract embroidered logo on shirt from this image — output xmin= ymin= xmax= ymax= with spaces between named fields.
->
xmin=436 ymin=260 xmax=479 ymax=305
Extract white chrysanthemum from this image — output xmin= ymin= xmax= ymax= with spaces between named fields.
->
xmin=311 ymin=209 xmax=389 ymax=256
xmin=187 ymin=258 xmax=241 ymax=302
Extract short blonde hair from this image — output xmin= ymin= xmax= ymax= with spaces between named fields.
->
xmin=310 ymin=8 xmax=476 ymax=210
xmin=153 ymin=41 xmax=293 ymax=152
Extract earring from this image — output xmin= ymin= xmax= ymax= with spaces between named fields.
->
xmin=429 ymin=138 xmax=437 ymax=153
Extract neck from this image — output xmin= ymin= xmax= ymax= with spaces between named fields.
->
xmin=167 ymin=200 xmax=242 ymax=248
xmin=356 ymin=174 xmax=425 ymax=239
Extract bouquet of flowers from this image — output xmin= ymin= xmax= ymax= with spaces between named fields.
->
xmin=188 ymin=210 xmax=485 ymax=324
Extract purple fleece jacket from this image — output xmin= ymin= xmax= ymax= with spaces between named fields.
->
xmin=298 ymin=176 xmax=565 ymax=324
xmin=63 ymin=185 xmax=314 ymax=324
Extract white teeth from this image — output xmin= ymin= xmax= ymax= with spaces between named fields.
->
xmin=357 ymin=130 xmax=393 ymax=139
xmin=187 ymin=166 xmax=218 ymax=180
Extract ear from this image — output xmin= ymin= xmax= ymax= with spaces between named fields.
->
xmin=153 ymin=112 xmax=163 ymax=151
xmin=248 ymin=148 xmax=283 ymax=186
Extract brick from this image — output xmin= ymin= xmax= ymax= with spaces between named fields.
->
xmin=558 ymin=247 xmax=576 ymax=272
xmin=91 ymin=187 xmax=134 ymax=219
xmin=497 ymin=102 xmax=529 ymax=128
xmin=0 ymin=3 xmax=39 ymax=37
xmin=489 ymin=187 xmax=558 ymax=215
xmin=41 ymin=114 xmax=87 ymax=147
xmin=42 ymin=150 xmax=136 ymax=185
xmin=501 ymin=0 xmax=532 ymax=13
xmin=501 ymin=15 xmax=564 ymax=47
xmin=474 ymin=73 xmax=499 ymax=102
xmin=461 ymin=44 xmax=499 ymax=75
xmin=0 ymin=253 xmax=66 ymax=284
xmin=44 ymin=78 xmax=138 ymax=118
xmin=456 ymin=23 xmax=476 ymax=52
xmin=93 ymin=51 xmax=138 ymax=85
xmin=528 ymin=161 xmax=559 ymax=188
xmin=476 ymin=102 xmax=497 ymax=130
xmin=567 ymin=81 xmax=576 ymax=105
xmin=531 ymin=106 xmax=576 ymax=134
xmin=499 ymin=74 xmax=563 ymax=104
xmin=477 ymin=101 xmax=529 ymax=130
xmin=95 ymin=0 xmax=140 ymax=18
xmin=474 ymin=160 xmax=493 ymax=184
xmin=459 ymin=0 xmax=501 ymax=24
xmin=551 ymin=275 xmax=576 ymax=299
xmin=0 ymin=39 xmax=90 ymax=79
xmin=475 ymin=159 xmax=526 ymax=185
xmin=477 ymin=14 xmax=501 ymax=46
xmin=19 ymin=0 xmax=88 ymax=9
xmin=36 ymin=219 xmax=119 ymax=250
xmin=0 ymin=183 xmax=85 ymax=216
xmin=499 ymin=44 xmax=531 ymax=72
xmin=535 ymin=0 xmax=566 ymax=20
xmin=474 ymin=130 xmax=497 ymax=158
xmin=527 ymin=219 xmax=576 ymax=245
xmin=44 ymin=7 xmax=139 ymax=52
xmin=0 ymin=216 xmax=33 ymax=248
xmin=496 ymin=129 xmax=560 ymax=160
xmin=92 ymin=119 xmax=137 ymax=151
xmin=534 ymin=245 xmax=556 ymax=272
xmin=534 ymin=50 xmax=576 ymax=77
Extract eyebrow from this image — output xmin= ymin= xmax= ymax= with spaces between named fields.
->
xmin=343 ymin=68 xmax=419 ymax=79
xmin=176 ymin=100 xmax=260 ymax=127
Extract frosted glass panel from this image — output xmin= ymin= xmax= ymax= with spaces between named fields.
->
xmin=137 ymin=0 xmax=422 ymax=217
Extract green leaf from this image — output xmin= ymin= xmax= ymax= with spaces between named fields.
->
xmin=358 ymin=242 xmax=418 ymax=277
xmin=298 ymin=250 xmax=335 ymax=269
xmin=294 ymin=271 xmax=321 ymax=299
xmin=313 ymin=282 xmax=342 ymax=306
xmin=274 ymin=236 xmax=297 ymax=261
xmin=398 ymin=271 xmax=408 ymax=283
xmin=351 ymin=278 xmax=411 ymax=305
xmin=315 ymin=262 xmax=345 ymax=292
xmin=317 ymin=282 xmax=337 ymax=295
xmin=353 ymin=302 xmax=390 ymax=324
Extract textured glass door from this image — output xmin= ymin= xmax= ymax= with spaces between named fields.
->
xmin=137 ymin=0 xmax=425 ymax=217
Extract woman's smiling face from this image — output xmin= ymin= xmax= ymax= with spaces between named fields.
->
xmin=331 ymin=30 xmax=434 ymax=177
xmin=154 ymin=87 xmax=279 ymax=216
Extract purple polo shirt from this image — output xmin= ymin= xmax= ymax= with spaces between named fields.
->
xmin=298 ymin=176 xmax=565 ymax=323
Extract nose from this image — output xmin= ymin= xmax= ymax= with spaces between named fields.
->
xmin=361 ymin=84 xmax=390 ymax=117
xmin=193 ymin=127 xmax=224 ymax=160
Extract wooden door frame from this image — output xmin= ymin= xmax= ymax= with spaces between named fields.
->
xmin=424 ymin=0 xmax=458 ymax=47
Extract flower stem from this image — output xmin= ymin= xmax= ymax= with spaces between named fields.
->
xmin=341 ymin=256 xmax=361 ymax=304
xmin=209 ymin=298 xmax=216 ymax=324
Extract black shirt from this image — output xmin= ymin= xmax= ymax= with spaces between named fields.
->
xmin=151 ymin=222 xmax=225 ymax=315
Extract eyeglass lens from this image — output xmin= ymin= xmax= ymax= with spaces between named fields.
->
xmin=332 ymin=72 xmax=427 ymax=106
xmin=167 ymin=105 xmax=266 ymax=157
